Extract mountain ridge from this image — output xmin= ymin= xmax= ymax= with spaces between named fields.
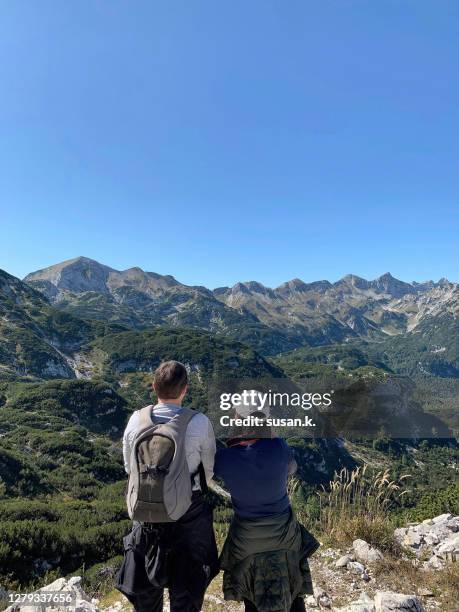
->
xmin=23 ymin=255 xmax=453 ymax=293
xmin=23 ymin=257 xmax=459 ymax=357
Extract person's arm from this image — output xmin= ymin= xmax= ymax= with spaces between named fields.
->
xmin=209 ymin=448 xmax=232 ymax=500
xmin=281 ymin=439 xmax=297 ymax=475
xmin=122 ymin=411 xmax=140 ymax=474
xmin=200 ymin=416 xmax=216 ymax=482
xmin=288 ymin=455 xmax=298 ymax=475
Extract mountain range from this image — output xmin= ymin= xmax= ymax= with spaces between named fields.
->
xmin=23 ymin=256 xmax=459 ymax=361
xmin=1 ymin=256 xmax=459 ymax=382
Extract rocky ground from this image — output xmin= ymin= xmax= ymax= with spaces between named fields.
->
xmin=3 ymin=514 xmax=459 ymax=612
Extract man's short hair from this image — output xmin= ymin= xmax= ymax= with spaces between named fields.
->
xmin=153 ymin=360 xmax=188 ymax=399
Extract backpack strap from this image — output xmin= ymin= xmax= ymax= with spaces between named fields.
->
xmin=172 ymin=406 xmax=197 ymax=433
xmin=139 ymin=405 xmax=196 ymax=431
xmin=192 ymin=462 xmax=209 ymax=494
xmin=139 ymin=405 xmax=155 ymax=429
xmin=172 ymin=408 xmax=208 ymax=489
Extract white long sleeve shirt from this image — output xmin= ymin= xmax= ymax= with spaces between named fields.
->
xmin=122 ymin=403 xmax=216 ymax=491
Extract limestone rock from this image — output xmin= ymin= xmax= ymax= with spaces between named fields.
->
xmin=4 ymin=577 xmax=99 ymax=612
xmin=353 ymin=539 xmax=384 ymax=564
xmin=373 ymin=591 xmax=425 ymax=612
xmin=314 ymin=585 xmax=332 ymax=608
xmin=335 ymin=591 xmax=376 ymax=611
xmin=348 ymin=561 xmax=366 ymax=575
xmin=394 ymin=513 xmax=459 ymax=564
xmin=335 ymin=554 xmax=353 ymax=568
xmin=435 ymin=532 xmax=459 ymax=560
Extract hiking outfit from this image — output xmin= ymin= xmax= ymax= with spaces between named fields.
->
xmin=117 ymin=403 xmax=218 ymax=612
xmin=214 ymin=438 xmax=319 ymax=612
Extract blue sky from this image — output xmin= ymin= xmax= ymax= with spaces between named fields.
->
xmin=1 ymin=1 xmax=458 ymax=288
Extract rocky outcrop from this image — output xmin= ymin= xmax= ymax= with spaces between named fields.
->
xmin=311 ymin=588 xmax=426 ymax=612
xmin=4 ymin=577 xmax=99 ymax=612
xmin=353 ymin=540 xmax=384 ymax=565
xmin=394 ymin=512 xmax=459 ymax=568
xmin=373 ymin=592 xmax=424 ymax=611
xmin=336 ymin=591 xmax=425 ymax=612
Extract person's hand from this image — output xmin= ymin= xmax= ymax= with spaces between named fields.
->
xmin=208 ymin=479 xmax=231 ymax=500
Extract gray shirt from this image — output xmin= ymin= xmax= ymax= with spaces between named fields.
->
xmin=122 ymin=402 xmax=216 ymax=490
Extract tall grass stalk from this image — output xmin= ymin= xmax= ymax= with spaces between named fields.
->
xmin=290 ymin=465 xmax=411 ymax=550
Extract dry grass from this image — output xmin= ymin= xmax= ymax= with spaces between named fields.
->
xmin=98 ymin=590 xmax=133 ymax=610
xmin=291 ymin=465 xmax=411 ymax=551
xmin=372 ymin=557 xmax=459 ymax=611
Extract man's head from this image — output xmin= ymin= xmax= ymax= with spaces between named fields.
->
xmin=153 ymin=360 xmax=188 ymax=404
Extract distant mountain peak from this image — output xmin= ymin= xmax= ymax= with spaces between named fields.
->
xmin=371 ymin=272 xmax=414 ymax=297
xmin=335 ymin=274 xmax=370 ymax=290
xmin=276 ymin=278 xmax=306 ymax=292
xmin=276 ymin=278 xmax=332 ymax=295
xmin=24 ymin=257 xmax=183 ymax=301
xmin=377 ymin=272 xmax=396 ymax=281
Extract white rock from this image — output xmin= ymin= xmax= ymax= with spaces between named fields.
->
xmin=335 ymin=592 xmax=376 ymax=612
xmin=374 ymin=591 xmax=425 ymax=611
xmin=436 ymin=533 xmax=459 ymax=559
xmin=4 ymin=577 xmax=99 ymax=612
xmin=75 ymin=602 xmax=97 ymax=612
xmin=348 ymin=561 xmax=366 ymax=575
xmin=423 ymin=554 xmax=444 ymax=570
xmin=314 ymin=585 xmax=332 ymax=608
xmin=336 ymin=554 xmax=353 ymax=568
xmin=396 ymin=514 xmax=459 ymax=565
xmin=394 ymin=527 xmax=407 ymax=539
xmin=305 ymin=594 xmax=318 ymax=608
xmin=423 ymin=532 xmax=439 ymax=546
xmin=40 ymin=577 xmax=68 ymax=591
xmin=353 ymin=539 xmax=384 ymax=564
xmin=432 ymin=513 xmax=453 ymax=524
xmin=403 ymin=531 xmax=423 ymax=548
xmin=393 ymin=528 xmax=407 ymax=545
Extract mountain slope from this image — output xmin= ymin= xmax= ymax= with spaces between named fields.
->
xmin=0 ymin=269 xmax=104 ymax=380
xmin=216 ymin=273 xmax=459 ymax=344
xmin=25 ymin=257 xmax=296 ymax=354
xmin=25 ymin=259 xmax=459 ymax=359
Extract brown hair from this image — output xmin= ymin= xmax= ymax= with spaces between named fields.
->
xmin=153 ymin=360 xmax=188 ymax=399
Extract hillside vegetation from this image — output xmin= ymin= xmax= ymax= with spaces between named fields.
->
xmin=0 ymin=265 xmax=457 ymax=593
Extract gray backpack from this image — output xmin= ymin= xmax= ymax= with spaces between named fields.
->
xmin=126 ymin=405 xmax=197 ymax=523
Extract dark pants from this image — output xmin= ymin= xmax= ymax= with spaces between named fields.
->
xmin=243 ymin=597 xmax=306 ymax=612
xmin=128 ymin=579 xmax=200 ymax=612
xmin=116 ymin=494 xmax=218 ymax=612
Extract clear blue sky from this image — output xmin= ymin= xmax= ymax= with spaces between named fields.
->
xmin=1 ymin=1 xmax=458 ymax=288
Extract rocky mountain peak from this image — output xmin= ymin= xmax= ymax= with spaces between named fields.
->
xmin=24 ymin=256 xmax=114 ymax=297
xmin=335 ymin=274 xmax=371 ymax=291
xmin=244 ymin=281 xmax=270 ymax=293
xmin=371 ymin=272 xmax=415 ymax=298
xmin=230 ymin=282 xmax=253 ymax=295
xmin=276 ymin=278 xmax=310 ymax=295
